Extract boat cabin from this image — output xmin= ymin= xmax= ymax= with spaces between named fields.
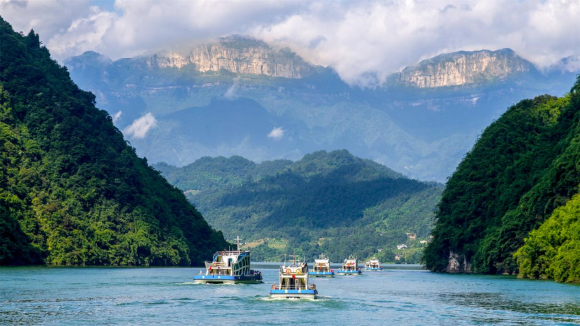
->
xmin=342 ymin=256 xmax=358 ymax=271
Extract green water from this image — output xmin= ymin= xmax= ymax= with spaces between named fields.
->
xmin=1 ymin=266 xmax=579 ymax=325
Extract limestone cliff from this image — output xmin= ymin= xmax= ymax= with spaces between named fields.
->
xmin=148 ymin=36 xmax=314 ymax=78
xmin=446 ymin=251 xmax=472 ymax=273
xmin=395 ymin=49 xmax=537 ymax=88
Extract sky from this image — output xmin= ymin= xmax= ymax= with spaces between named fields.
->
xmin=1 ymin=0 xmax=579 ymax=85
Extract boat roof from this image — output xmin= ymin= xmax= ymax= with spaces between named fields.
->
xmin=213 ymin=250 xmax=249 ymax=258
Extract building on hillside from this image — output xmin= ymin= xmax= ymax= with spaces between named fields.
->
xmin=397 ymin=244 xmax=407 ymax=250
xmin=395 ymin=254 xmax=402 ymax=261
xmin=406 ymin=233 xmax=416 ymax=240
xmin=420 ymin=240 xmax=428 ymax=244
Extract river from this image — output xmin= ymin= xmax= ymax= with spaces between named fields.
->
xmin=1 ymin=265 xmax=579 ymax=325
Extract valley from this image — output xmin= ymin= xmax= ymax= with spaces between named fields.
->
xmin=155 ymin=150 xmax=442 ymax=263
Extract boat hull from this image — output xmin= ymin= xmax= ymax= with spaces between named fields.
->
xmin=269 ymin=289 xmax=318 ymax=299
xmin=364 ymin=267 xmax=382 ymax=271
xmin=193 ymin=275 xmax=263 ymax=284
xmin=308 ymin=272 xmax=335 ymax=277
xmin=336 ymin=270 xmax=362 ymax=275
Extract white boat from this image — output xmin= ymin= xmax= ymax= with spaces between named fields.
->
xmin=337 ymin=255 xmax=362 ymax=275
xmin=193 ymin=237 xmax=263 ymax=284
xmin=309 ymin=254 xmax=335 ymax=277
xmin=270 ymin=255 xmax=318 ymax=299
xmin=364 ymin=258 xmax=382 ymax=271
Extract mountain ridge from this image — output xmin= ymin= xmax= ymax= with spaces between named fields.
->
xmin=423 ymin=77 xmax=580 ymax=283
xmin=393 ymin=48 xmax=539 ymax=88
xmin=154 ymin=150 xmax=442 ymax=262
xmin=147 ymin=35 xmax=315 ymax=79
xmin=68 ymin=38 xmax=554 ymax=88
xmin=64 ymin=36 xmax=578 ymax=182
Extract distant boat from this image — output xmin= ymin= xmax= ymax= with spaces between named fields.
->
xmin=337 ymin=255 xmax=362 ymax=275
xmin=309 ymin=254 xmax=335 ymax=277
xmin=364 ymin=258 xmax=382 ymax=271
xmin=193 ymin=236 xmax=263 ymax=284
xmin=270 ymin=255 xmax=318 ymax=299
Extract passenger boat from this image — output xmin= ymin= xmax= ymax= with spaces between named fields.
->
xmin=337 ymin=255 xmax=362 ymax=275
xmin=364 ymin=258 xmax=382 ymax=271
xmin=193 ymin=237 xmax=263 ymax=284
xmin=309 ymin=254 xmax=334 ymax=277
xmin=270 ymin=255 xmax=318 ymax=299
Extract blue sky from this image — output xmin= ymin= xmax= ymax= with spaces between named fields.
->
xmin=91 ymin=0 xmax=117 ymax=13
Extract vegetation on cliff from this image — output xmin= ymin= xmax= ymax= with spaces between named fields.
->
xmin=515 ymin=193 xmax=580 ymax=283
xmin=424 ymin=76 xmax=580 ymax=283
xmin=155 ymin=150 xmax=442 ymax=262
xmin=0 ymin=17 xmax=227 ymax=266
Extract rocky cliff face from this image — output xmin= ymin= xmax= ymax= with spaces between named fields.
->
xmin=396 ymin=49 xmax=537 ymax=88
xmin=446 ymin=251 xmax=472 ymax=273
xmin=148 ymin=36 xmax=314 ymax=78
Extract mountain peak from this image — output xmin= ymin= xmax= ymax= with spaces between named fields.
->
xmin=147 ymin=35 xmax=315 ymax=78
xmin=218 ymin=34 xmax=269 ymax=48
xmin=395 ymin=48 xmax=537 ymax=88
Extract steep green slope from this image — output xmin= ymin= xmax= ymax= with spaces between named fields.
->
xmin=515 ymin=193 xmax=580 ymax=283
xmin=424 ymin=77 xmax=580 ymax=280
xmin=0 ymin=17 xmax=227 ymax=266
xmin=156 ymin=150 xmax=442 ymax=262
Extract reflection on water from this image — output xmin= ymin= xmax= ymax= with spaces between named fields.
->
xmin=0 ymin=267 xmax=578 ymax=325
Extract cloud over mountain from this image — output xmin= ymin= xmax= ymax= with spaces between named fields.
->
xmin=123 ymin=113 xmax=157 ymax=139
xmin=3 ymin=0 xmax=578 ymax=85
xmin=268 ymin=127 xmax=285 ymax=141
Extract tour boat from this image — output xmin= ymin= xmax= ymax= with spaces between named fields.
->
xmin=193 ymin=237 xmax=263 ymax=284
xmin=337 ymin=255 xmax=362 ymax=275
xmin=364 ymin=258 xmax=382 ymax=271
xmin=308 ymin=254 xmax=335 ymax=277
xmin=270 ymin=255 xmax=318 ymax=299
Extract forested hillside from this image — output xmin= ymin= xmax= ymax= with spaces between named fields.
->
xmin=424 ymin=77 xmax=580 ymax=283
xmin=0 ymin=17 xmax=227 ymax=266
xmin=156 ymin=150 xmax=442 ymax=262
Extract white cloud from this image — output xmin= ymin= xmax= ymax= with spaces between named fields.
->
xmin=224 ymin=77 xmax=240 ymax=100
xmin=2 ymin=0 xmax=579 ymax=86
xmin=112 ymin=110 xmax=122 ymax=123
xmin=0 ymin=0 xmax=93 ymax=40
xmin=252 ymin=0 xmax=580 ymax=85
xmin=268 ymin=127 xmax=285 ymax=141
xmin=123 ymin=113 xmax=157 ymax=139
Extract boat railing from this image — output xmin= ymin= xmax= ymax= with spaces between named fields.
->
xmin=280 ymin=267 xmax=307 ymax=274
xmin=218 ymin=250 xmax=245 ymax=256
xmin=205 ymin=261 xmax=228 ymax=268
xmin=271 ymin=284 xmax=316 ymax=291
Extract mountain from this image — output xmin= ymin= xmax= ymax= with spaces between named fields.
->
xmin=392 ymin=49 xmax=537 ymax=88
xmin=149 ymin=35 xmax=315 ymax=78
xmin=423 ymin=77 xmax=580 ymax=283
xmin=0 ymin=17 xmax=227 ymax=266
xmin=155 ymin=150 xmax=442 ymax=262
xmin=65 ymin=37 xmax=579 ymax=182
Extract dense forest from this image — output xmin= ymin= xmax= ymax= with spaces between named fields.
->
xmin=0 ymin=17 xmax=228 ymax=266
xmin=424 ymin=77 xmax=580 ymax=283
xmin=155 ymin=150 xmax=442 ymax=263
